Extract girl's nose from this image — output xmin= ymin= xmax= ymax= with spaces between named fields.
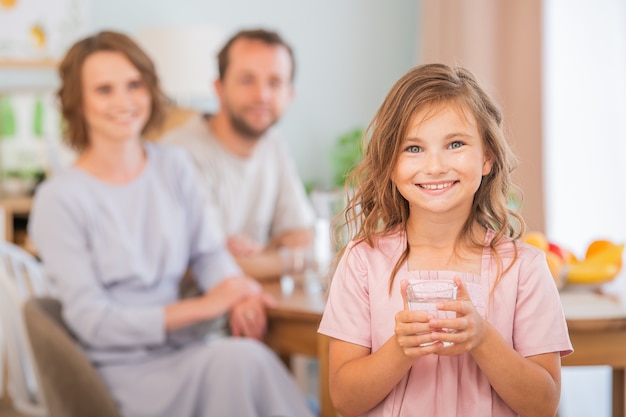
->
xmin=423 ymin=151 xmax=446 ymax=174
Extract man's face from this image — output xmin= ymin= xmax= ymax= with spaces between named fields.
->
xmin=215 ymin=38 xmax=294 ymax=140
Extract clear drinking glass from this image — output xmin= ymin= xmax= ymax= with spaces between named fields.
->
xmin=407 ymin=280 xmax=458 ymax=346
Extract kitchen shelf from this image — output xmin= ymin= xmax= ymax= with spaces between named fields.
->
xmin=0 ymin=59 xmax=58 ymax=69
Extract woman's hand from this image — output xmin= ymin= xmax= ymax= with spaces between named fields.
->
xmin=229 ymin=292 xmax=276 ymax=340
xmin=197 ymin=276 xmax=262 ymax=317
xmin=428 ymin=276 xmax=487 ymax=355
xmin=394 ymin=279 xmax=447 ymax=357
xmin=165 ymin=276 xmax=263 ymax=332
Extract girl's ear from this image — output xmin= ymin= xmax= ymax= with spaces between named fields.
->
xmin=482 ymin=151 xmax=494 ymax=176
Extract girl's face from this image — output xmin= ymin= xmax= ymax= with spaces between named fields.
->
xmin=392 ymin=104 xmax=493 ymax=219
xmin=81 ymin=51 xmax=151 ymax=147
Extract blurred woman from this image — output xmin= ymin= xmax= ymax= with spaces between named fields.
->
xmin=29 ymin=30 xmax=314 ymax=417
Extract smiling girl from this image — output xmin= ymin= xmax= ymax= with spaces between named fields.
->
xmin=318 ymin=63 xmax=572 ymax=417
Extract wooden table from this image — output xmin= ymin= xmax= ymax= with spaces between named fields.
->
xmin=560 ymin=289 xmax=626 ymax=417
xmin=263 ymin=280 xmax=626 ymax=417
xmin=262 ymin=278 xmax=335 ymax=417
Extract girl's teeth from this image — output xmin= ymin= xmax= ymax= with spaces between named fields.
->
xmin=421 ymin=182 xmax=453 ymax=190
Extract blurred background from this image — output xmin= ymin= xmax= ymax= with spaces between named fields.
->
xmin=1 ymin=1 xmax=625 ymax=416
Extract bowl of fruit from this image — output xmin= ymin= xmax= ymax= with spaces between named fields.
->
xmin=522 ymin=231 xmax=624 ymax=290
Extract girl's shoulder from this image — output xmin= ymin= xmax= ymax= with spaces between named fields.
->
xmin=347 ymin=228 xmax=406 ymax=262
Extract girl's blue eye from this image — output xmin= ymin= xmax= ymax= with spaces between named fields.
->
xmin=450 ymin=141 xmax=463 ymax=149
xmin=406 ymin=145 xmax=421 ymax=153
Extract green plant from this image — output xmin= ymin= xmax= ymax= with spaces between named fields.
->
xmin=330 ymin=127 xmax=364 ymax=188
xmin=4 ymin=168 xmax=45 ymax=181
xmin=0 ymin=95 xmax=16 ymax=138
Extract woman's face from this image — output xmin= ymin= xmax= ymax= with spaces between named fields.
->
xmin=81 ymin=51 xmax=151 ymax=146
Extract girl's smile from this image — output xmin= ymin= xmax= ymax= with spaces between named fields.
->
xmin=417 ymin=180 xmax=458 ymax=191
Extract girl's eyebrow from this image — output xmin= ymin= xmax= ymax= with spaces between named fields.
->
xmin=446 ymin=132 xmax=473 ymax=140
xmin=404 ymin=131 xmax=473 ymax=142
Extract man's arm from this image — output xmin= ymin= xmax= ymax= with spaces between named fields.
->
xmin=266 ymin=228 xmax=313 ymax=250
xmin=230 ymin=228 xmax=313 ymax=280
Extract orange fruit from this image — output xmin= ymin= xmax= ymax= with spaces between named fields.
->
xmin=585 ymin=240 xmax=614 ymax=259
xmin=0 ymin=0 xmax=17 ymax=9
xmin=585 ymin=242 xmax=624 ymax=269
xmin=523 ymin=231 xmax=549 ymax=252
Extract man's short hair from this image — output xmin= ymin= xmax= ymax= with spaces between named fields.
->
xmin=217 ymin=28 xmax=295 ymax=81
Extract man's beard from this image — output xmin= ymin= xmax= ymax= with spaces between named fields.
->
xmin=229 ymin=111 xmax=278 ymax=141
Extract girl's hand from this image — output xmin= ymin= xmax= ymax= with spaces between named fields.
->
xmin=428 ymin=276 xmax=487 ymax=355
xmin=394 ymin=279 xmax=445 ymax=357
xmin=229 ymin=292 xmax=276 ymax=340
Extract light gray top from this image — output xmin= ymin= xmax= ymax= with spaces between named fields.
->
xmin=28 ymin=142 xmax=241 ymax=365
xmin=161 ymin=114 xmax=315 ymax=244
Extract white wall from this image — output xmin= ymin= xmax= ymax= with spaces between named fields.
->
xmin=544 ymin=1 xmax=626 ymax=416
xmin=89 ymin=0 xmax=420 ymax=189
xmin=544 ymin=0 xmax=626 ymax=256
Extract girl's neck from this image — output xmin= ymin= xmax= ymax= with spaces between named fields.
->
xmin=405 ymin=215 xmax=485 ymax=272
xmin=75 ymin=139 xmax=146 ymax=184
xmin=405 ymin=212 xmax=468 ymax=248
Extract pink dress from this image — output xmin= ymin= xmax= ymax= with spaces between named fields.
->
xmin=318 ymin=229 xmax=573 ymax=417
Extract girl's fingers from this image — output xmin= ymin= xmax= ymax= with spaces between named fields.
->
xmin=454 ymin=275 xmax=472 ymax=302
xmin=400 ymin=279 xmax=410 ymax=310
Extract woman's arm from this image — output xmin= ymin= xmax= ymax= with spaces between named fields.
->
xmin=164 ymin=276 xmax=262 ymax=332
xmin=176 ymin=148 xmax=276 ymax=337
xmin=29 ymin=186 xmax=169 ymax=348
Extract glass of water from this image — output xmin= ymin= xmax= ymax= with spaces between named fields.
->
xmin=407 ymin=280 xmax=458 ymax=346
